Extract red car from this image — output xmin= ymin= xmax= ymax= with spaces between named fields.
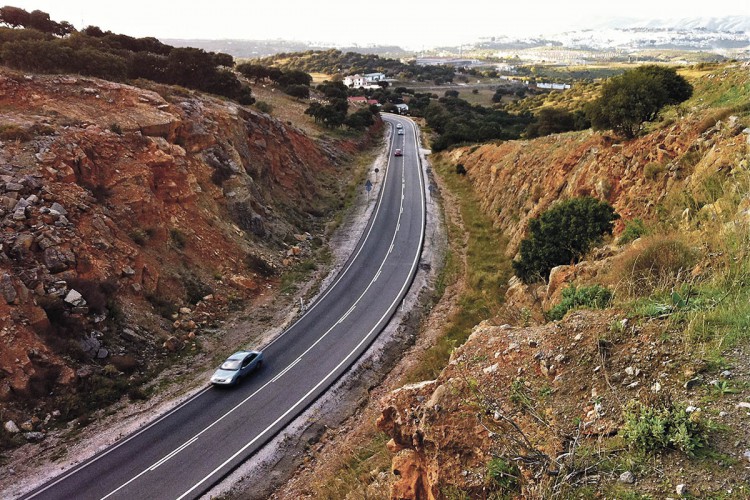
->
xmin=394 ymin=149 xmax=403 ymax=156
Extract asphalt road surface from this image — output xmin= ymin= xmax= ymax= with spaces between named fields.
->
xmin=22 ymin=114 xmax=426 ymax=500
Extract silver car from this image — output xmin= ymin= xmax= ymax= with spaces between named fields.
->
xmin=211 ymin=350 xmax=263 ymax=386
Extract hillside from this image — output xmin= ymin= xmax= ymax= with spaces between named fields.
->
xmin=374 ymin=62 xmax=750 ymax=499
xmin=0 ymin=68 xmax=379 ymax=450
xmin=268 ymin=63 xmax=750 ymax=500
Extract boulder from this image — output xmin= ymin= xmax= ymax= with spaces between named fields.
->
xmin=23 ymin=432 xmax=45 ymax=442
xmin=4 ymin=420 xmax=19 ymax=433
xmin=163 ymin=336 xmax=182 ymax=352
xmin=64 ymin=289 xmax=87 ymax=307
xmin=43 ymin=246 xmax=75 ymax=273
xmin=1 ymin=273 xmax=17 ymax=304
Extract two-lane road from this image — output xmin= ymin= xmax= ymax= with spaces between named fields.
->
xmin=21 ymin=114 xmax=426 ymax=500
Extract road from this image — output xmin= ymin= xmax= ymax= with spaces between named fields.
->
xmin=21 ymin=114 xmax=426 ymax=500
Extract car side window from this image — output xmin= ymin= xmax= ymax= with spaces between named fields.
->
xmin=243 ymin=353 xmax=256 ymax=368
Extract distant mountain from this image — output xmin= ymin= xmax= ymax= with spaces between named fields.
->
xmin=162 ymin=39 xmax=410 ymax=59
xmin=615 ymin=16 xmax=750 ymax=33
xmin=468 ymin=16 xmax=750 ymax=56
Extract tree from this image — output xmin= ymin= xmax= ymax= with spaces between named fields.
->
xmin=0 ymin=6 xmax=29 ymax=28
xmin=512 ymin=197 xmax=619 ymax=283
xmin=166 ymin=47 xmax=216 ymax=88
xmin=211 ymin=52 xmax=234 ymax=68
xmin=344 ymin=109 xmax=375 ymax=130
xmin=28 ymin=9 xmax=56 ymax=33
xmin=284 ymin=84 xmax=310 ymax=99
xmin=525 ymin=107 xmax=589 ymax=138
xmin=586 ymin=65 xmax=692 ymax=139
xmin=128 ymin=52 xmax=167 ymax=81
xmin=237 ymin=63 xmax=270 ymax=83
xmin=277 ymin=69 xmax=312 ymax=87
xmin=82 ymin=25 xmax=105 ymax=37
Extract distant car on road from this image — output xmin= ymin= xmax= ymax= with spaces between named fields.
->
xmin=397 ymin=129 xmax=404 ymax=135
xmin=211 ymin=350 xmax=263 ymax=386
xmin=394 ymin=149 xmax=403 ymax=156
xmin=396 ymin=123 xmax=403 ymax=129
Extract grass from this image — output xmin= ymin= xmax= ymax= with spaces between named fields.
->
xmin=306 ymin=432 xmax=392 ymax=499
xmin=404 ymin=155 xmax=511 ymax=383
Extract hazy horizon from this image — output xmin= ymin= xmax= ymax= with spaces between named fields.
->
xmin=5 ymin=1 xmax=750 ymax=49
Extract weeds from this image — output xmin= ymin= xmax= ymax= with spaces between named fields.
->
xmin=621 ymin=398 xmax=711 ymax=457
xmin=612 ymin=236 xmax=698 ymax=296
xmin=547 ymin=284 xmax=613 ymax=321
xmin=618 ymin=218 xmax=648 ymax=245
xmin=485 ymin=457 xmax=520 ymax=495
xmin=405 ymin=157 xmax=510 ymax=383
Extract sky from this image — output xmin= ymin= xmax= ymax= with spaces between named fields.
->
xmin=6 ymin=0 xmax=750 ymax=49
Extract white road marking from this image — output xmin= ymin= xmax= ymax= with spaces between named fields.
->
xmin=270 ymin=357 xmax=301 ymax=383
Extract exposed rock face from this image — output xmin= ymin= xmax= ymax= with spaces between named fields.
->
xmin=449 ymin=108 xmax=748 ymax=257
xmin=0 ymin=69 xmax=378 ymax=413
xmin=377 ymin=311 xmax=659 ymax=498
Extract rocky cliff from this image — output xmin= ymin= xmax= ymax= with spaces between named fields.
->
xmin=0 ymin=68 xmax=377 ymax=439
xmin=378 ymin=65 xmax=750 ymax=498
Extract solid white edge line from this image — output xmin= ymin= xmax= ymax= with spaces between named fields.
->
xmin=175 ymin=121 xmax=426 ymax=500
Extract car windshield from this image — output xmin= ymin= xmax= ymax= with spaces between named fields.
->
xmin=221 ymin=359 xmax=242 ymax=370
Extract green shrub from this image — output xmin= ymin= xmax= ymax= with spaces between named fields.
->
xmin=643 ymin=162 xmax=665 ymax=180
xmin=513 ymin=197 xmax=619 ymax=283
xmin=621 ymin=399 xmax=710 ymax=456
xmin=254 ymin=101 xmax=272 ymax=113
xmin=129 ymin=228 xmax=149 ymax=246
xmin=618 ymin=218 xmax=648 ymax=245
xmin=547 ymin=284 xmax=613 ymax=320
xmin=485 ymin=457 xmax=520 ymax=494
xmin=170 ymin=228 xmax=187 ymax=249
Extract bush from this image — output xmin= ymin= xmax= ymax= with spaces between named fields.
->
xmin=146 ymin=293 xmax=178 ymax=319
xmin=513 ymin=197 xmax=619 ymax=283
xmin=0 ymin=124 xmax=31 ymax=141
xmin=254 ymin=101 xmax=272 ymax=113
xmin=617 ymin=236 xmax=697 ymax=293
xmin=485 ymin=457 xmax=520 ymax=494
xmin=621 ymin=399 xmax=710 ymax=456
xmin=180 ymin=272 xmax=213 ymax=305
xmin=170 ymin=228 xmax=187 ymax=249
xmin=618 ymin=218 xmax=648 ymax=245
xmin=66 ymin=277 xmax=118 ymax=315
xmin=284 ymin=84 xmax=310 ymax=99
xmin=547 ymin=284 xmax=613 ymax=320
xmin=643 ymin=162 xmax=665 ymax=180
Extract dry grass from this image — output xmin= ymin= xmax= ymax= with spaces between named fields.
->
xmin=606 ymin=235 xmax=698 ymax=298
xmin=249 ymin=84 xmax=321 ymax=136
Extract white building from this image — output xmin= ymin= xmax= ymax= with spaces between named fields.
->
xmin=343 ymin=72 xmax=387 ymax=88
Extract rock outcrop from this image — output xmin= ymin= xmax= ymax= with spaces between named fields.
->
xmin=0 ymin=69 xmax=377 ymax=421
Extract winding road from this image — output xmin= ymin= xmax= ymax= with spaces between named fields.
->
xmin=21 ymin=114 xmax=426 ymax=500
